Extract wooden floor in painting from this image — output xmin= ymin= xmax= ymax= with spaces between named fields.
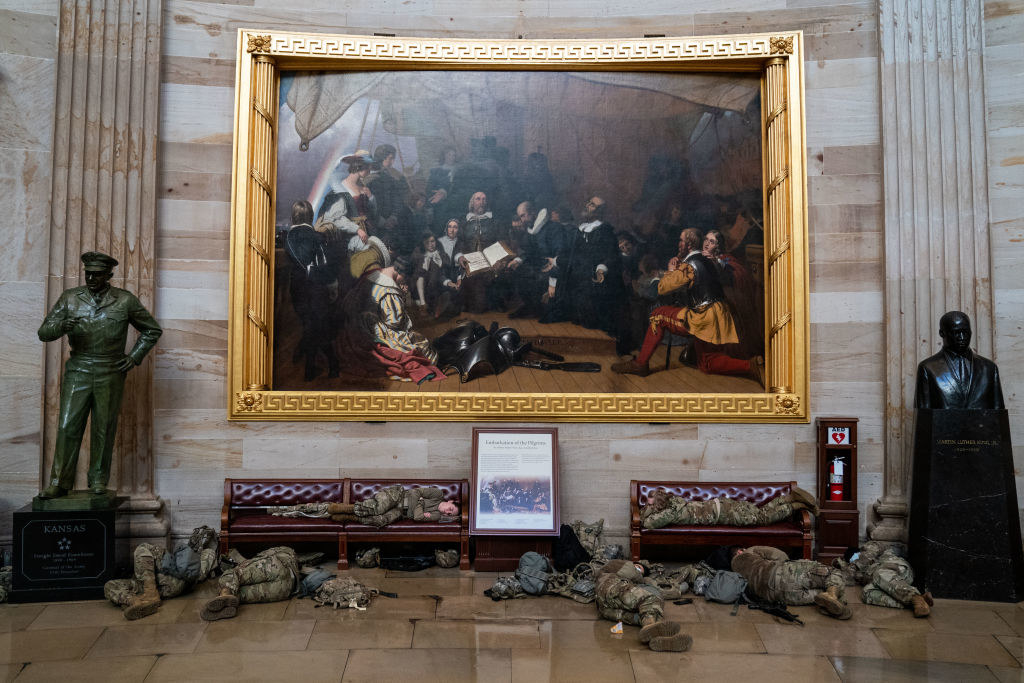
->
xmin=272 ymin=305 xmax=762 ymax=395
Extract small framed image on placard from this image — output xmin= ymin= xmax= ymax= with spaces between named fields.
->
xmin=471 ymin=427 xmax=559 ymax=535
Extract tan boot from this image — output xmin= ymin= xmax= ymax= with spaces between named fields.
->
xmin=911 ymin=593 xmax=931 ymax=617
xmin=638 ymin=615 xmax=679 ymax=643
xmin=200 ymin=590 xmax=239 ymax=621
xmin=330 ymin=513 xmax=359 ymax=523
xmin=649 ymin=631 xmax=693 ymax=652
xmin=328 ymin=502 xmax=355 ymax=514
xmin=122 ymin=576 xmax=161 ymax=621
xmin=813 ymin=585 xmax=848 ymax=619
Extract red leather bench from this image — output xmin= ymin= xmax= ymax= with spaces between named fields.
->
xmin=341 ymin=479 xmax=470 ymax=570
xmin=629 ymin=480 xmax=812 ymax=561
xmin=220 ymin=478 xmax=469 ymax=570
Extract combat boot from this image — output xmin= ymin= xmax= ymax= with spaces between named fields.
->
xmin=813 ymin=585 xmax=849 ymax=619
xmin=638 ymin=614 xmax=679 ymax=643
xmin=200 ymin=589 xmax=240 ymax=621
xmin=330 ymin=513 xmax=360 ymax=523
xmin=328 ymin=502 xmax=355 ymax=514
xmin=911 ymin=593 xmax=931 ymax=617
xmin=122 ymin=575 xmax=161 ymax=620
xmin=649 ymin=630 xmax=693 ymax=652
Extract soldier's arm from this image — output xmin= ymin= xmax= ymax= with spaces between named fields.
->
xmin=408 ymin=489 xmax=430 ymax=520
xmin=657 ymin=265 xmax=694 ymax=296
xmin=37 ymin=293 xmax=71 ymax=342
xmin=125 ymin=293 xmax=163 ymax=365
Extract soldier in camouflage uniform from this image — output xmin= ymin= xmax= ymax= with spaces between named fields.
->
xmin=835 ymin=541 xmax=933 ymax=617
xmin=201 ymin=546 xmax=300 ymax=621
xmin=595 ymin=559 xmax=692 ymax=652
xmin=731 ymin=545 xmax=851 ymax=619
xmin=0 ymin=566 xmax=11 ymax=603
xmin=642 ymin=487 xmax=818 ymax=530
xmin=270 ymin=486 xmax=458 ymax=528
xmin=104 ymin=526 xmax=218 ymax=620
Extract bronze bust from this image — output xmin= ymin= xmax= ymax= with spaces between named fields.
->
xmin=915 ymin=311 xmax=1004 ymax=410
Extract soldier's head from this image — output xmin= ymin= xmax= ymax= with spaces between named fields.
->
xmin=439 ymin=501 xmax=459 ymax=516
xmin=81 ymin=251 xmax=117 ymax=293
xmin=291 ymin=200 xmax=314 ymax=226
xmin=939 ymin=311 xmax=972 ymax=355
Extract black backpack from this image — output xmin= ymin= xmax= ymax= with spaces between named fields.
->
xmin=552 ymin=524 xmax=591 ymax=571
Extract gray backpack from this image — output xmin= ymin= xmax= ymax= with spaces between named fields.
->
xmin=704 ymin=570 xmax=748 ymax=604
xmin=515 ymin=551 xmax=554 ymax=595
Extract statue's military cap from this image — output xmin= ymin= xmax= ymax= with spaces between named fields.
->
xmin=81 ymin=251 xmax=118 ymax=272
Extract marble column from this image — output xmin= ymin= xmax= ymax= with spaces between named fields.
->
xmin=872 ymin=0 xmax=993 ymax=541
xmin=43 ymin=0 xmax=167 ymax=543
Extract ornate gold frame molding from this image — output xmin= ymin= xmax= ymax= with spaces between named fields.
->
xmin=228 ymin=30 xmax=809 ymax=422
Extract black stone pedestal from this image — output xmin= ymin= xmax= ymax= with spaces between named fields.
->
xmin=909 ymin=409 xmax=1024 ymax=602
xmin=10 ymin=499 xmax=127 ymax=603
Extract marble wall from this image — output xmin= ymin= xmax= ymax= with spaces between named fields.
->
xmin=2 ymin=0 xmax=1017 ymax=548
xmin=0 ymin=1 xmax=58 ymax=538
xmin=152 ymin=0 xmax=885 ymax=543
xmin=986 ymin=0 xmax=1024 ymax=521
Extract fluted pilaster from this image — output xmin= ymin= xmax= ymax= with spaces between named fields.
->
xmin=43 ymin=0 xmax=166 ymax=541
xmin=872 ymin=0 xmax=992 ymax=541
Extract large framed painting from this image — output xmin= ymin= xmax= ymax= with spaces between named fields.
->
xmin=228 ymin=31 xmax=809 ymax=422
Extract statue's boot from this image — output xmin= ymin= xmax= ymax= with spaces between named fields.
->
xmin=911 ymin=593 xmax=932 ymax=618
xmin=38 ymin=484 xmax=68 ymax=499
xmin=638 ymin=615 xmax=679 ymax=643
xmin=201 ymin=590 xmax=239 ymax=621
xmin=123 ymin=556 xmax=161 ymax=620
xmin=328 ymin=503 xmax=355 ymax=514
xmin=649 ymin=630 xmax=693 ymax=652
xmin=814 ymin=585 xmax=851 ymax=619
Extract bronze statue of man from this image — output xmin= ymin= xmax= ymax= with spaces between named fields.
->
xmin=37 ymin=251 xmax=162 ymax=498
xmin=914 ymin=311 xmax=1004 ymax=410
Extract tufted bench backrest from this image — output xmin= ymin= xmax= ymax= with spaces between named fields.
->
xmin=636 ymin=481 xmax=792 ymax=508
xmin=349 ymin=479 xmax=463 ymax=503
xmin=227 ymin=479 xmax=346 ymax=517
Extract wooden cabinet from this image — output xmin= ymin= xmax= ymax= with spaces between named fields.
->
xmin=815 ymin=417 xmax=859 ymax=563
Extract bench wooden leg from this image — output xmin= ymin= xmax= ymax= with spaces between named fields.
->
xmin=460 ymin=534 xmax=470 ymax=570
xmin=219 ymin=535 xmax=229 ymax=556
xmin=337 ymin=534 xmax=349 ymax=570
xmin=630 ymin=533 xmax=641 ymax=561
xmin=803 ymin=534 xmax=813 ymax=559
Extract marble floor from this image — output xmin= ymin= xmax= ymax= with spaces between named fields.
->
xmin=2 ymin=567 xmax=1022 ymax=682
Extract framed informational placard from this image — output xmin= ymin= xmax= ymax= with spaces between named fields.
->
xmin=470 ymin=427 xmax=559 ymax=535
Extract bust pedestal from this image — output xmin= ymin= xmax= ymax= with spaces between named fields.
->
xmin=908 ymin=409 xmax=1024 ymax=601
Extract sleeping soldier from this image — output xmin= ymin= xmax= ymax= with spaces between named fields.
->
xmin=201 ymin=546 xmax=301 ymax=621
xmin=835 ymin=541 xmax=933 ymax=617
xmin=595 ymin=559 xmax=692 ymax=652
xmin=731 ymin=546 xmax=851 ymax=619
xmin=104 ymin=526 xmax=218 ymax=620
xmin=641 ymin=486 xmax=818 ymax=529
xmin=269 ymin=485 xmax=459 ymax=528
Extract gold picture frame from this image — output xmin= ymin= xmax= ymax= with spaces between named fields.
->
xmin=227 ymin=30 xmax=808 ymax=422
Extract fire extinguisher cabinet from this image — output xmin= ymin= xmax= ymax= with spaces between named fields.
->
xmin=815 ymin=417 xmax=859 ymax=563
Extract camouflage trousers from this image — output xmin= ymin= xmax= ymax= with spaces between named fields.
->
xmin=765 ymin=560 xmax=846 ymax=605
xmin=840 ymin=542 xmax=920 ymax=609
xmin=642 ymin=496 xmax=794 ymax=529
xmin=595 ymin=573 xmax=664 ymax=626
xmin=104 ymin=543 xmax=190 ymax=607
xmin=219 ymin=547 xmax=297 ymax=604
xmin=269 ymin=502 xmax=331 ymax=518
xmin=353 ymin=485 xmax=405 ymax=528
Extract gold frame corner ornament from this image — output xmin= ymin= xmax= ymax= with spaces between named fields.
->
xmin=227 ymin=30 xmax=809 ymax=423
xmin=247 ymin=34 xmax=273 ymax=53
xmin=770 ymin=36 xmax=794 ymax=55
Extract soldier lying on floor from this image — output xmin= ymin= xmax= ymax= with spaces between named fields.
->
xmin=200 ymin=546 xmax=323 ymax=621
xmin=834 ymin=541 xmax=933 ymax=617
xmin=641 ymin=487 xmax=819 ymax=529
xmin=731 ymin=545 xmax=851 ymax=619
xmin=595 ymin=559 xmax=692 ymax=652
xmin=268 ymin=485 xmax=459 ymax=527
xmin=104 ymin=526 xmax=218 ymax=620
